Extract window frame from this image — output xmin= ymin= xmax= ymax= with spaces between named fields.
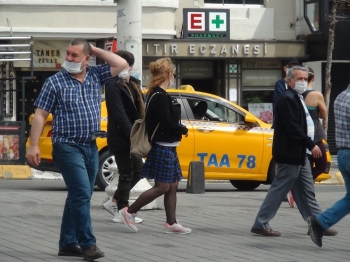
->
xmin=180 ymin=94 xmax=246 ymax=124
xmin=304 ymin=0 xmax=321 ymax=32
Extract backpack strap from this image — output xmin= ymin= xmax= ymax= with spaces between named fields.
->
xmin=145 ymin=92 xmax=161 ymax=142
xmin=145 ymin=92 xmax=161 ymax=113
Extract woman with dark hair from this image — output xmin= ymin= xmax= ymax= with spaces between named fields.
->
xmin=119 ymin=57 xmax=191 ymax=234
xmin=302 ymin=67 xmax=327 ymax=180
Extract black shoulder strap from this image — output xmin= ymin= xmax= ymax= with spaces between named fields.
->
xmin=302 ymin=89 xmax=315 ymax=99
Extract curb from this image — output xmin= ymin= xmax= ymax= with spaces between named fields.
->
xmin=335 ymin=172 xmax=344 ymax=185
xmin=0 ymin=165 xmax=33 ymax=180
xmin=0 ymin=166 xmax=345 ymax=186
xmin=319 ymin=170 xmax=344 ymax=185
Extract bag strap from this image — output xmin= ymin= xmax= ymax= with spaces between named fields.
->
xmin=150 ymin=123 xmax=160 ymax=142
xmin=146 ymin=92 xmax=160 ymax=142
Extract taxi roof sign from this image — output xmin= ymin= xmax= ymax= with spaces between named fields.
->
xmin=179 ymin=85 xmax=195 ymax=91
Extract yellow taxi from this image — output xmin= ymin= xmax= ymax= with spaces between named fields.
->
xmin=26 ymin=86 xmax=331 ymax=190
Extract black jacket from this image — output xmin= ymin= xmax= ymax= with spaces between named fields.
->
xmin=273 ymin=87 xmax=315 ymax=165
xmin=105 ymin=76 xmax=145 ymax=154
xmin=146 ymin=87 xmax=188 ymax=143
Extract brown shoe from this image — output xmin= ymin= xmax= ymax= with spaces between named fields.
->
xmin=251 ymin=227 xmax=281 ymax=236
xmin=58 ymin=245 xmax=83 ymax=257
xmin=307 ymin=227 xmax=338 ymax=236
xmin=83 ymin=245 xmax=105 ymax=261
xmin=324 ymin=228 xmax=338 ymax=236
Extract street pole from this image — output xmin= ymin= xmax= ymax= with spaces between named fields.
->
xmin=105 ymin=0 xmax=157 ymax=210
xmin=116 ymin=0 xmax=142 ymax=82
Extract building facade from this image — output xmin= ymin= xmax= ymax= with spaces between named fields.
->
xmin=0 ymin=0 xmax=319 ymax=126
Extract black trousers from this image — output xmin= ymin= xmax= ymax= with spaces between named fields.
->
xmin=113 ymin=147 xmax=143 ymax=210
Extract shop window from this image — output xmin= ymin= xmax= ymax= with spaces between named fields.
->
xmin=242 ymin=90 xmax=274 ymax=124
xmin=204 ymin=0 xmax=263 ymax=5
xmin=304 ymin=0 xmax=320 ymax=32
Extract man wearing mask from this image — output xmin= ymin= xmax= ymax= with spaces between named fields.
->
xmin=251 ymin=66 xmax=337 ymax=237
xmin=273 ymin=57 xmax=299 ymax=207
xmin=27 ymin=38 xmax=127 ymax=261
xmin=102 ymin=50 xmax=145 ymax=224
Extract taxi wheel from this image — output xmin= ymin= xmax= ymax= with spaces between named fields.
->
xmin=95 ymin=150 xmax=117 ymax=190
xmin=229 ymin=180 xmax=261 ymax=191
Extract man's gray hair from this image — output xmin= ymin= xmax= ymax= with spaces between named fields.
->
xmin=286 ymin=66 xmax=308 ymax=80
xmin=69 ymin=38 xmax=91 ymax=55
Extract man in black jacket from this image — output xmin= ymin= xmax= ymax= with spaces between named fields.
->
xmin=102 ymin=50 xmax=145 ymax=224
xmin=251 ymin=66 xmax=337 ymax=237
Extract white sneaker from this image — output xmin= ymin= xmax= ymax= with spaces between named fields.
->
xmin=119 ymin=207 xmax=138 ymax=232
xmin=113 ymin=212 xmax=143 ymax=224
xmin=164 ymin=222 xmax=191 ymax=234
xmin=102 ymin=198 xmax=117 ymax=216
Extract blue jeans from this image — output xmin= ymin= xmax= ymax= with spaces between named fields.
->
xmin=316 ymin=149 xmax=350 ymax=230
xmin=52 ymin=142 xmax=98 ymax=251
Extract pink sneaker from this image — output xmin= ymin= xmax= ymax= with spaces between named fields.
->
xmin=164 ymin=222 xmax=191 ymax=234
xmin=119 ymin=207 xmax=138 ymax=232
xmin=287 ymin=191 xmax=295 ymax=208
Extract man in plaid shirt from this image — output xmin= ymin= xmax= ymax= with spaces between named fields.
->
xmin=308 ymin=74 xmax=350 ymax=247
xmin=27 ymin=38 xmax=127 ymax=261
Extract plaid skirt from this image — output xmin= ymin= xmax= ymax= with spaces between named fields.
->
xmin=141 ymin=143 xmax=183 ymax=183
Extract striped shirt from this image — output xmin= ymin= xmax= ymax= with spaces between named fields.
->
xmin=334 ymin=85 xmax=350 ymax=148
xmin=34 ymin=65 xmax=111 ymax=146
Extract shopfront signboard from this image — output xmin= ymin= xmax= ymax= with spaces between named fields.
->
xmin=183 ymin=8 xmax=230 ymax=39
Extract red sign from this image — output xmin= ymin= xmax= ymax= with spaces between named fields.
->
xmin=188 ymin=12 xmax=205 ymax=31
xmin=105 ymin=39 xmax=117 ymax=53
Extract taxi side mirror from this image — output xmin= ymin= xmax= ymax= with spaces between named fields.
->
xmin=244 ymin=114 xmax=257 ymax=125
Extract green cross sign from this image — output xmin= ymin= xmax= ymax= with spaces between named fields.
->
xmin=229 ymin=64 xmax=237 ymax=74
xmin=211 ymin=15 xmax=224 ymax=29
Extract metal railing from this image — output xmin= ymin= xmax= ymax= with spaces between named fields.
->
xmin=0 ymin=36 xmax=34 ymax=121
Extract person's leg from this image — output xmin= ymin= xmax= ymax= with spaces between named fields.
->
xmin=85 ymin=143 xmax=99 ymax=196
xmin=291 ymin=156 xmax=323 ymax=220
xmin=316 ymin=149 xmax=350 ymax=230
xmin=129 ymin=155 xmax=143 ymax=189
xmin=112 ymin=148 xmax=133 ymax=210
xmin=53 ymin=143 xmax=96 ymax=251
xmin=128 ymin=181 xmax=170 ymax=214
xmin=311 ymin=141 xmax=327 ymax=180
xmin=112 ymin=153 xmax=143 ymax=202
xmin=253 ymin=163 xmax=299 ymax=230
xmin=164 ymin=180 xmax=179 ymax=225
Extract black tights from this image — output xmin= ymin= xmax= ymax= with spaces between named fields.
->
xmin=128 ymin=180 xmax=179 ymax=225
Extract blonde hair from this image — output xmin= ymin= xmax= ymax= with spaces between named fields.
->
xmin=147 ymin=57 xmax=174 ymax=96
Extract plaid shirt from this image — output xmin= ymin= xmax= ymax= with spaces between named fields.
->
xmin=34 ymin=64 xmax=111 ymax=146
xmin=334 ymin=84 xmax=350 ymax=148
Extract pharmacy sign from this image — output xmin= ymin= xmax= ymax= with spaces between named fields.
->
xmin=183 ymin=8 xmax=230 ymax=39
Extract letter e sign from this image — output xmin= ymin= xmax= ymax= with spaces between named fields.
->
xmin=188 ymin=12 xmax=205 ymax=31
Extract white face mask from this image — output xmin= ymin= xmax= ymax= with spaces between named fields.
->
xmin=168 ymin=74 xmax=175 ymax=87
xmin=292 ymin=80 xmax=307 ymax=95
xmin=118 ymin=69 xmax=130 ymax=80
xmin=62 ymin=56 xmax=86 ymax=74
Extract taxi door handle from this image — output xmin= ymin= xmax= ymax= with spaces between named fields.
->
xmin=197 ymin=127 xmax=214 ymax=132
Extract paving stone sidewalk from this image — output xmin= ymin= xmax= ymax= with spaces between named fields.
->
xmin=0 ymin=180 xmax=348 ymax=262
